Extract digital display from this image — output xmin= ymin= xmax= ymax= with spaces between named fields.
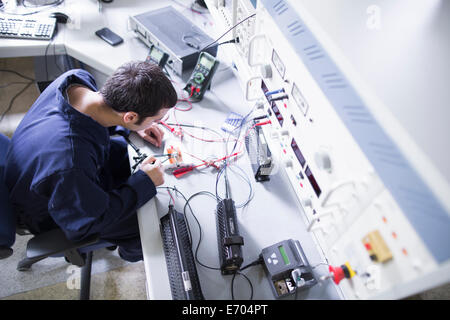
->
xmin=271 ymin=102 xmax=284 ymax=126
xmin=261 ymin=80 xmax=270 ymax=102
xmin=305 ymin=166 xmax=321 ymax=197
xmin=271 ymin=49 xmax=285 ymax=78
xmin=200 ymin=55 xmax=214 ymax=69
xmin=150 ymin=47 xmax=163 ymax=61
xmin=291 ymin=83 xmax=309 ymax=116
xmin=291 ymin=138 xmax=306 ymax=168
xmin=278 ymin=245 xmax=290 ymax=265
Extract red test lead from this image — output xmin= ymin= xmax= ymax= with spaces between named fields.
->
xmin=159 ymin=120 xmax=175 ymax=132
xmin=172 ymin=152 xmax=240 ymax=178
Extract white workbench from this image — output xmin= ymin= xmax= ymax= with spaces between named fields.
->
xmin=1 ymin=0 xmax=341 ymax=300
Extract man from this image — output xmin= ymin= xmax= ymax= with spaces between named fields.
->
xmin=4 ymin=61 xmax=177 ymax=262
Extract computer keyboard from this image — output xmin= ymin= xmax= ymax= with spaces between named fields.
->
xmin=0 ymin=15 xmax=56 ymax=40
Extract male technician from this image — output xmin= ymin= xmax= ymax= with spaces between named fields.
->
xmin=4 ymin=61 xmax=177 ymax=262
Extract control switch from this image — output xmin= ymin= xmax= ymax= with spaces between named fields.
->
xmin=362 ymin=230 xmax=393 ymax=263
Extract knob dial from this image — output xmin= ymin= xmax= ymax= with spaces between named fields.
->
xmin=194 ymin=72 xmax=205 ymax=84
xmin=284 ymin=159 xmax=293 ymax=168
xmin=315 ymin=151 xmax=332 ymax=173
xmin=270 ymin=130 xmax=279 ymax=139
xmin=260 ymin=64 xmax=272 ymax=78
xmin=301 ymin=197 xmax=313 ymax=208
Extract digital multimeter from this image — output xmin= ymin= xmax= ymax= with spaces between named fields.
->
xmin=145 ymin=44 xmax=169 ymax=69
xmin=183 ymin=51 xmax=219 ymax=102
xmin=260 ymin=239 xmax=317 ymax=299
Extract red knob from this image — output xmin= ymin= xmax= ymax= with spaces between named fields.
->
xmin=329 ymin=265 xmax=345 ymax=285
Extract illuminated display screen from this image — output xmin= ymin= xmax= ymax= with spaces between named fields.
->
xmin=261 ymin=80 xmax=270 ymax=102
xmin=305 ymin=166 xmax=321 ymax=197
xmin=271 ymin=102 xmax=284 ymax=126
xmin=150 ymin=47 xmax=164 ymax=61
xmin=291 ymin=83 xmax=308 ymax=115
xmin=291 ymin=138 xmax=306 ymax=168
xmin=278 ymin=245 xmax=290 ymax=265
xmin=271 ymin=49 xmax=285 ymax=78
xmin=200 ymin=56 xmax=214 ymax=69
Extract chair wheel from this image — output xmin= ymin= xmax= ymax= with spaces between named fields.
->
xmin=106 ymin=245 xmax=117 ymax=251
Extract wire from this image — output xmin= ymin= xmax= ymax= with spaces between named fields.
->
xmin=167 ymin=189 xmax=175 ymax=205
xmin=0 ymin=81 xmax=31 ymax=89
xmin=199 ymin=13 xmax=256 ymax=52
xmin=0 ymin=70 xmax=36 ymax=122
xmin=165 ymin=122 xmax=226 ymax=142
xmin=0 ymin=69 xmax=35 ymax=82
xmin=215 ymin=107 xmax=256 ymax=203
xmin=163 ymin=66 xmax=172 ymax=79
xmin=169 ymin=107 xmax=231 ymax=143
xmin=231 ymin=271 xmax=254 ymax=300
xmin=215 ymin=164 xmax=254 ymax=208
xmin=183 ymin=191 xmax=221 ymax=271
xmin=157 ymin=186 xmax=221 ymax=271
xmin=240 ymin=256 xmax=263 ymax=271
xmin=53 ymin=38 xmax=64 ymax=74
xmin=216 ymin=38 xmax=239 ymax=46
xmin=45 ymin=33 xmax=56 ymax=81
xmin=0 ymin=81 xmax=34 ymax=123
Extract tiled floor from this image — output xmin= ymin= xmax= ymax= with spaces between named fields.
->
xmin=0 ymin=57 xmax=147 ymax=300
xmin=2 ymin=262 xmax=147 ymax=300
xmin=0 ymin=57 xmax=40 ymax=114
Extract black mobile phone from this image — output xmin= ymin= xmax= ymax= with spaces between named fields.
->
xmin=95 ymin=27 xmax=123 ymax=46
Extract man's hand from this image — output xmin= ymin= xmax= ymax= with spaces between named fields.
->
xmin=137 ymin=123 xmax=164 ymax=147
xmin=140 ymin=156 xmax=164 ymax=186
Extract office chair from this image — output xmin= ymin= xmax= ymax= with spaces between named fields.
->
xmin=0 ymin=132 xmax=114 ymax=300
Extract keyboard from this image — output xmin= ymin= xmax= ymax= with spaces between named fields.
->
xmin=0 ymin=15 xmax=56 ymax=40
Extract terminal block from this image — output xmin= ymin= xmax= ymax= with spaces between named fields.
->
xmin=362 ymin=230 xmax=393 ymax=263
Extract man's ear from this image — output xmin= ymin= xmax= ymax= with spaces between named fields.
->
xmin=123 ymin=111 xmax=139 ymax=124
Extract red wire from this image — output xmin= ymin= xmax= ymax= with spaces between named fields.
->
xmin=183 ymin=151 xmax=220 ymax=170
xmin=232 ymin=120 xmax=272 ymax=158
xmin=171 ymin=121 xmax=272 ymax=177
xmin=161 ymin=78 xmax=273 ymax=170
xmin=159 ymin=120 xmax=175 ymax=132
xmin=167 ymin=189 xmax=175 ymax=204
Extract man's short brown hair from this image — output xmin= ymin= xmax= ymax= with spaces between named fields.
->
xmin=100 ymin=61 xmax=177 ymax=124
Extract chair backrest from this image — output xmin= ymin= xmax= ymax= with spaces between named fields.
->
xmin=0 ymin=133 xmax=16 ymax=259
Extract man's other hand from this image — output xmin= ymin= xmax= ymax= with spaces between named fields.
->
xmin=140 ymin=156 xmax=164 ymax=186
xmin=137 ymin=123 xmax=164 ymax=147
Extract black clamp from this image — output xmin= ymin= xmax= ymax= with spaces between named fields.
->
xmin=223 ymin=236 xmax=244 ymax=247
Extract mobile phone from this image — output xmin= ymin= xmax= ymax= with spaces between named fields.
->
xmin=95 ymin=27 xmax=123 ymax=46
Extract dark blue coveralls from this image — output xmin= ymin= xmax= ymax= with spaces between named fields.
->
xmin=4 ymin=69 xmax=156 ymax=262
